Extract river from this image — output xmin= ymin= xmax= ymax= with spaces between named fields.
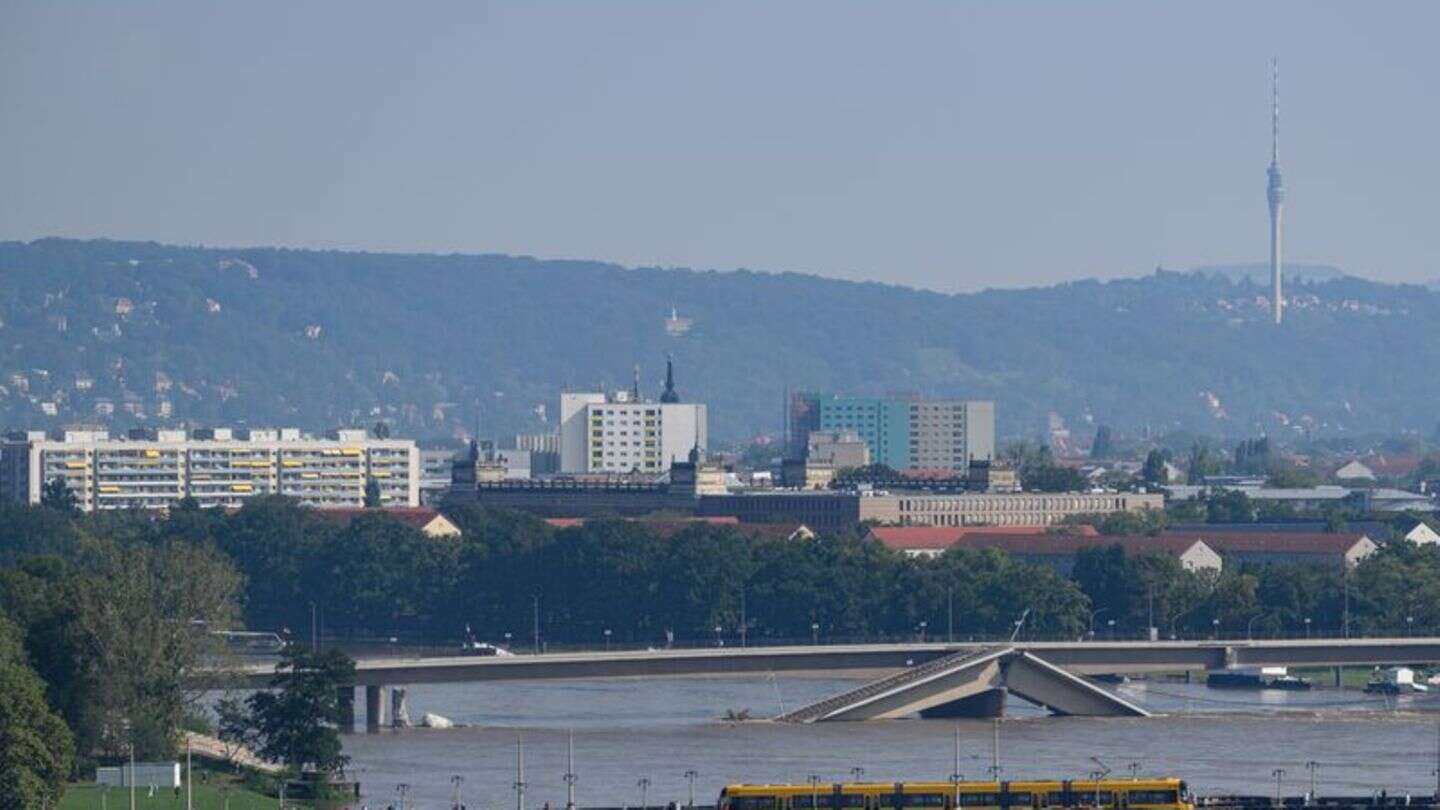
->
xmin=334 ymin=676 xmax=1440 ymax=808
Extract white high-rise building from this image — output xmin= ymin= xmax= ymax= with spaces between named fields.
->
xmin=0 ymin=427 xmax=419 ymax=511
xmin=558 ymin=359 xmax=706 ymax=475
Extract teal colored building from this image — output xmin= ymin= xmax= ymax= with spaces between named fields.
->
xmin=817 ymin=397 xmax=912 ymax=469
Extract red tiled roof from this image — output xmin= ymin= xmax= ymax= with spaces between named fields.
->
xmin=311 ymin=506 xmax=448 ymax=531
xmin=1160 ymin=531 xmax=1371 ymax=554
xmin=868 ymin=525 xmax=1097 ymax=551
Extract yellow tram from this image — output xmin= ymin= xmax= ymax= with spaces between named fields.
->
xmin=717 ymin=779 xmax=1193 ymax=810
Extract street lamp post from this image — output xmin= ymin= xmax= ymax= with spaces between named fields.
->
xmin=809 ymin=775 xmax=822 ymax=810
xmin=1212 ymin=618 xmax=1221 ymax=640
xmin=604 ymin=629 xmax=612 ymax=651
xmin=919 ymin=621 xmax=928 ymax=643
xmin=685 ymin=770 xmax=699 ymax=809
xmin=1272 ymin=769 xmax=1285 ymax=807
xmin=1305 ymin=761 xmax=1319 ymax=803
xmin=638 ymin=778 xmax=652 ymax=810
xmin=714 ymin=625 xmax=722 ymax=647
xmin=1248 ymin=612 xmax=1266 ymax=641
xmin=850 ymin=767 xmax=865 ymax=782
xmin=812 ymin=622 xmax=820 ymax=645
xmin=1408 ymin=616 xmax=1415 ymax=637
xmin=1088 ymin=607 xmax=1109 ymax=640
xmin=1106 ymin=618 xmax=1116 ymax=640
xmin=948 ymin=587 xmax=955 ymax=642
xmin=451 ymin=775 xmax=465 ymax=810
xmin=1304 ymin=617 xmax=1311 ymax=639
xmin=396 ymin=784 xmax=410 ymax=810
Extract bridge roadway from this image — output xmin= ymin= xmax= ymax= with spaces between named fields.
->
xmin=231 ymin=637 xmax=1440 ymax=689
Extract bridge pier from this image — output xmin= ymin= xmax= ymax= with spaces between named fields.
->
xmin=390 ymin=687 xmax=411 ymax=728
xmin=365 ymin=684 xmax=388 ymax=733
xmin=337 ymin=687 xmax=356 ymax=733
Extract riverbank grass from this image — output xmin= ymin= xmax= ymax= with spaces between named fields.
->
xmin=60 ymin=777 xmax=281 ymax=809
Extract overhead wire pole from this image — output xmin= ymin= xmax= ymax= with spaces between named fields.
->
xmin=565 ymin=730 xmax=578 ymax=810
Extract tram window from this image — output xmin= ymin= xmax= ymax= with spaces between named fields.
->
xmin=837 ymin=795 xmax=868 ymax=808
xmin=958 ymin=794 xmax=1002 ymax=807
xmin=793 ymin=796 xmax=824 ymax=809
xmin=904 ymin=795 xmax=948 ymax=807
xmin=1040 ymin=793 xmax=1067 ymax=807
xmin=1125 ymin=792 xmax=1178 ymax=806
xmin=731 ymin=797 xmax=777 ymax=810
xmin=1004 ymin=793 xmax=1033 ymax=807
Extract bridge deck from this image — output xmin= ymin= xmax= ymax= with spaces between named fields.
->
xmin=220 ymin=637 xmax=1440 ymax=689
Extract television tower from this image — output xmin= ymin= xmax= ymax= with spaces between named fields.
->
xmin=1267 ymin=59 xmax=1286 ymax=325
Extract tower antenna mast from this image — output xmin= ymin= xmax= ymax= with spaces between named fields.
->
xmin=1266 ymin=58 xmax=1287 ymax=325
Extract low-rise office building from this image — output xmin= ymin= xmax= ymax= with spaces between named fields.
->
xmin=699 ymin=490 xmax=1164 ymax=531
xmin=0 ymin=427 xmax=419 ymax=510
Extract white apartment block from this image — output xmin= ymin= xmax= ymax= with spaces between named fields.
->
xmin=0 ymin=427 xmax=419 ymax=511
xmin=559 ymin=392 xmax=706 ymax=475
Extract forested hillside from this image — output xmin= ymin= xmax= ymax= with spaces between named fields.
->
xmin=1 ymin=237 xmax=1435 ymax=442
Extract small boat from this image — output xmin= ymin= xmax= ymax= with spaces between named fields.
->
xmin=1365 ymin=667 xmax=1429 ymax=694
xmin=1207 ymin=666 xmax=1310 ymax=690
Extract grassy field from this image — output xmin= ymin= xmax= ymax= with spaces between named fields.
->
xmin=60 ymin=779 xmax=280 ymax=810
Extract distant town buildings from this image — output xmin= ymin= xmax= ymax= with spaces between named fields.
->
xmin=788 ymin=392 xmax=994 ymax=472
xmin=0 ymin=427 xmax=419 ymax=511
xmin=559 ymin=358 xmax=706 ymax=475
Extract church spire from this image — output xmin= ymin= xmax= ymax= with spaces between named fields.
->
xmin=660 ymin=354 xmax=680 ymax=403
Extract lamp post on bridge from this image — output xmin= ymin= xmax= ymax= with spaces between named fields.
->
xmin=1088 ymin=607 xmax=1109 ymax=640
xmin=686 ymin=770 xmax=699 ymax=809
xmin=714 ymin=625 xmax=722 ymax=647
xmin=1272 ymin=769 xmax=1285 ymax=808
xmin=919 ymin=621 xmax=928 ymax=643
xmin=1212 ymin=618 xmax=1221 ymax=640
xmin=1106 ymin=618 xmax=1115 ymax=641
xmin=1247 ymin=612 xmax=1267 ymax=641
xmin=1304 ymin=617 xmax=1311 ymax=639
xmin=812 ymin=622 xmax=820 ymax=645
xmin=604 ymin=629 xmax=612 ymax=651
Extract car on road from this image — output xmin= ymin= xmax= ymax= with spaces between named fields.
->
xmin=459 ymin=641 xmax=516 ymax=656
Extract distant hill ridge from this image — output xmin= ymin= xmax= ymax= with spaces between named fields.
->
xmin=0 ymin=237 xmax=1435 ymax=442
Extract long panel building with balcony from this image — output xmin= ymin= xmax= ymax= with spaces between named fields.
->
xmin=0 ymin=427 xmax=419 ymax=511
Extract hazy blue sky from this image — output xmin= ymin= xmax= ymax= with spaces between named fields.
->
xmin=4 ymin=2 xmax=1438 ymax=292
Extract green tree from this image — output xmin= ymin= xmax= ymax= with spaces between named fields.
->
xmin=40 ymin=477 xmax=78 ymax=514
xmin=215 ymin=694 xmax=255 ymax=767
xmin=1090 ymin=425 xmax=1116 ymax=459
xmin=1205 ymin=488 xmax=1255 ymax=523
xmin=78 ymin=541 xmax=242 ymax=758
xmin=1140 ymin=449 xmax=1168 ymax=486
xmin=363 ymin=477 xmax=382 ymax=508
xmin=0 ymin=616 xmax=73 ymax=809
xmin=247 ymin=648 xmax=355 ymax=774
xmin=1023 ymin=464 xmax=1087 ymax=493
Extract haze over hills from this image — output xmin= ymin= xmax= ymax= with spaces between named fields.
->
xmin=0 ymin=238 xmax=1435 ymax=446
